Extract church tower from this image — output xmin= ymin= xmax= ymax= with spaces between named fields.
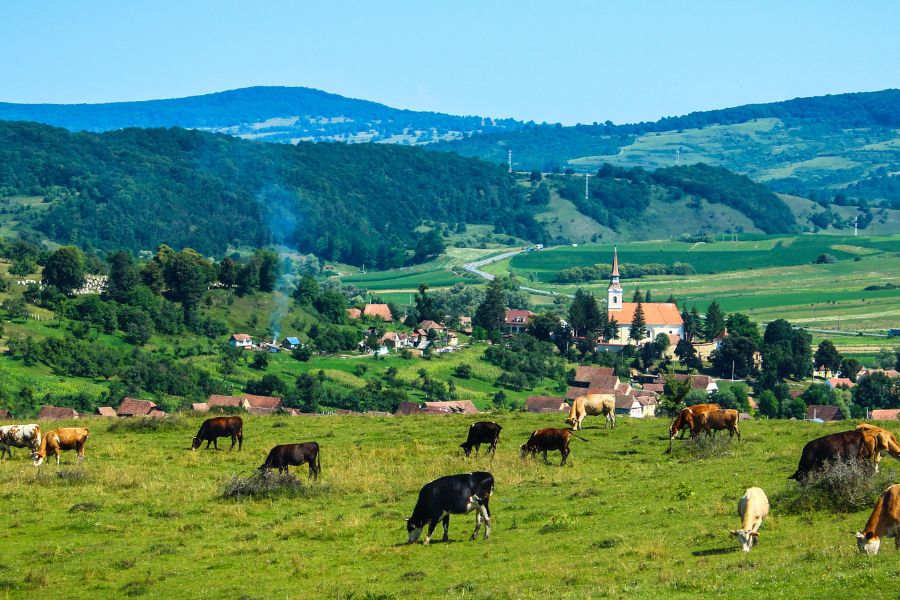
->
xmin=607 ymin=246 xmax=622 ymax=311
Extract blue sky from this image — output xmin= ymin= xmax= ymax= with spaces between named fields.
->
xmin=1 ymin=1 xmax=898 ymax=124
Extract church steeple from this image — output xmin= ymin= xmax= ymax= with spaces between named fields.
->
xmin=608 ymin=246 xmax=622 ymax=311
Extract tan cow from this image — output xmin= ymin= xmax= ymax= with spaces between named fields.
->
xmin=856 ymin=423 xmax=900 ymax=472
xmin=566 ymin=394 xmax=615 ymax=431
xmin=856 ymin=484 xmax=900 ymax=555
xmin=730 ymin=487 xmax=769 ymax=552
xmin=692 ymin=409 xmax=741 ymax=441
xmin=669 ymin=404 xmax=721 ymax=441
xmin=33 ymin=428 xmax=90 ymax=466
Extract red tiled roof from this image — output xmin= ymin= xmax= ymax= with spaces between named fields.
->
xmin=788 ymin=389 xmax=805 ymax=398
xmin=243 ymin=394 xmax=282 ymax=409
xmin=827 ymin=377 xmax=855 ymax=389
xmin=363 ymin=304 xmax=393 ymax=321
xmin=231 ymin=333 xmax=252 ymax=342
xmin=573 ymin=366 xmax=614 ymax=384
xmin=191 ymin=403 xmax=209 ymax=412
xmin=422 ymin=401 xmax=479 ymax=414
xmin=525 ymin=396 xmax=569 ymax=412
xmin=395 ymin=401 xmax=423 ymax=415
xmin=610 ymin=302 xmax=683 ymax=326
xmin=147 ymin=409 xmax=167 ymax=418
xmin=871 ymin=409 xmax=900 ymax=420
xmin=660 ymin=374 xmax=715 ymax=390
xmin=614 ymin=395 xmax=637 ymax=410
xmin=347 ymin=308 xmax=362 ymax=319
xmin=807 ymin=404 xmax=844 ymax=421
xmin=37 ymin=406 xmax=78 ymax=420
xmin=419 ymin=320 xmax=444 ymax=331
xmin=504 ymin=309 xmax=534 ymax=325
xmin=567 ymin=386 xmax=618 ymax=400
xmin=96 ymin=406 xmax=117 ymax=417
xmin=247 ymin=407 xmax=277 ymax=415
xmin=116 ymin=397 xmax=157 ymax=416
xmin=642 ymin=383 xmax=665 ymax=393
xmin=207 ymin=395 xmax=243 ymax=408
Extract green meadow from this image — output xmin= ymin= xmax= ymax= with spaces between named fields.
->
xmin=1 ymin=414 xmax=897 ymax=599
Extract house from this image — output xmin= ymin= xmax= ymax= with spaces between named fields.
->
xmin=395 ymin=401 xmax=424 ymax=415
xmin=243 ymin=394 xmax=283 ymax=414
xmin=636 ymin=396 xmax=658 ymax=417
xmin=422 ymin=401 xmax=479 ymax=414
xmin=858 ymin=368 xmax=900 ymax=380
xmin=96 ymin=407 xmax=117 ymax=417
xmin=806 ymin=404 xmax=845 ymax=422
xmin=191 ymin=402 xmax=210 ymax=413
xmin=363 ymin=303 xmax=393 ymax=321
xmin=525 ymin=396 xmax=569 ymax=413
xmin=871 ymin=409 xmax=900 ymax=420
xmin=280 ymin=337 xmax=302 ymax=350
xmin=207 ymin=395 xmax=244 ymax=409
xmin=347 ymin=308 xmax=362 ymax=320
xmin=457 ymin=316 xmax=473 ymax=334
xmin=116 ymin=397 xmax=158 ymax=417
xmin=566 ymin=380 xmax=631 ymax=401
xmin=826 ymin=377 xmax=855 ymax=390
xmin=641 ymin=383 xmax=665 ymax=394
xmin=655 ymin=373 xmax=718 ymax=394
xmin=501 ymin=309 xmax=534 ymax=335
xmin=37 ymin=406 xmax=79 ymax=420
xmin=572 ymin=366 xmax=615 ymax=387
xmin=229 ymin=333 xmax=253 ymax=348
xmin=147 ymin=408 xmax=168 ymax=418
xmin=418 ymin=320 xmax=445 ymax=333
xmin=614 ymin=395 xmax=643 ymax=418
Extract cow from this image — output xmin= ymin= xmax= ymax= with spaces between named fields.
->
xmin=730 ymin=487 xmax=769 ymax=552
xmin=856 ymin=423 xmax=900 ymax=472
xmin=0 ymin=424 xmax=41 ymax=460
xmin=566 ymin=394 xmax=616 ymax=431
xmin=790 ymin=430 xmax=873 ymax=481
xmin=855 ymin=484 xmax=900 ymax=555
xmin=259 ymin=442 xmax=320 ymax=479
xmin=406 ymin=471 xmax=494 ymax=545
xmin=460 ymin=422 xmax=502 ymax=457
xmin=520 ymin=428 xmax=583 ymax=465
xmin=669 ymin=404 xmax=720 ymax=441
xmin=33 ymin=428 xmax=90 ymax=466
xmin=692 ymin=409 xmax=741 ymax=441
xmin=191 ymin=416 xmax=243 ymax=451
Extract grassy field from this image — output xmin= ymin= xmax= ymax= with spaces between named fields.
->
xmin=1 ymin=414 xmax=897 ymax=599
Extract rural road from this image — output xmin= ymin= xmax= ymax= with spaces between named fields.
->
xmin=462 ymin=248 xmax=574 ymax=298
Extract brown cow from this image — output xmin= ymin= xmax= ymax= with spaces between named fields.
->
xmin=855 ymin=483 xmax=900 ymax=555
xmin=692 ymin=409 xmax=741 ymax=441
xmin=33 ymin=428 xmax=90 ymax=466
xmin=259 ymin=442 xmax=320 ymax=479
xmin=790 ymin=430 xmax=873 ymax=480
xmin=669 ymin=404 xmax=721 ymax=441
xmin=520 ymin=428 xmax=581 ymax=465
xmin=192 ymin=416 xmax=243 ymax=451
xmin=856 ymin=423 xmax=900 ymax=472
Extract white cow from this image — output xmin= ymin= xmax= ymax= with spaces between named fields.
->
xmin=730 ymin=487 xmax=769 ymax=552
xmin=0 ymin=424 xmax=42 ymax=460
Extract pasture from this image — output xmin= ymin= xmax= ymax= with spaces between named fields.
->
xmin=1 ymin=414 xmax=898 ymax=599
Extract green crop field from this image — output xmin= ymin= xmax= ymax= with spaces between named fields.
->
xmin=2 ymin=414 xmax=897 ymax=599
xmin=342 ymin=267 xmax=471 ymax=290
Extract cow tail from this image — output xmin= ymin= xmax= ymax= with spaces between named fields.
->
xmin=569 ymin=431 xmax=590 ymax=443
xmin=316 ymin=443 xmax=321 ymax=474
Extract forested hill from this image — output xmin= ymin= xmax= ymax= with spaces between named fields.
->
xmin=0 ymin=121 xmax=541 ymax=266
xmin=0 ymin=86 xmax=524 ymax=144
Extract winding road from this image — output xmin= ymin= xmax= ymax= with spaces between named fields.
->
xmin=462 ymin=248 xmax=574 ymax=298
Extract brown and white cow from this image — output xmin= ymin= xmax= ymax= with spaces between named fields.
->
xmin=566 ymin=394 xmax=615 ymax=431
xmin=520 ymin=428 xmax=580 ymax=465
xmin=0 ymin=424 xmax=42 ymax=460
xmin=856 ymin=423 xmax=900 ymax=472
xmin=730 ymin=487 xmax=769 ymax=552
xmin=856 ymin=484 xmax=900 ymax=555
xmin=33 ymin=428 xmax=90 ymax=466
xmin=692 ymin=409 xmax=741 ymax=441
xmin=669 ymin=404 xmax=720 ymax=442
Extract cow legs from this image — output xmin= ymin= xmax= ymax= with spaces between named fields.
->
xmin=423 ymin=518 xmax=441 ymax=545
xmin=560 ymin=445 xmax=570 ymax=465
xmin=473 ymin=503 xmax=491 ymax=540
xmin=237 ymin=432 xmax=243 ymax=451
xmin=229 ymin=434 xmax=237 ymax=451
xmin=474 ymin=444 xmax=480 ymax=458
xmin=441 ymin=514 xmax=450 ymax=542
xmin=542 ymin=450 xmax=549 ymax=464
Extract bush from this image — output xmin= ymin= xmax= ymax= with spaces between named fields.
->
xmin=777 ymin=457 xmax=896 ymax=514
xmin=222 ymin=470 xmax=329 ymax=500
xmin=106 ymin=416 xmax=186 ymax=434
xmin=679 ymin=434 xmax=735 ymax=460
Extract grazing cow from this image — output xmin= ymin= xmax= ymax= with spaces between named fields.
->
xmin=33 ymin=428 xmax=90 ymax=466
xmin=520 ymin=428 xmax=581 ymax=465
xmin=856 ymin=484 xmax=900 ymax=555
xmin=790 ymin=430 xmax=873 ymax=481
xmin=259 ymin=442 xmax=320 ymax=479
xmin=669 ymin=404 xmax=720 ymax=441
xmin=731 ymin=487 xmax=770 ymax=552
xmin=406 ymin=471 xmax=494 ymax=545
xmin=191 ymin=416 xmax=243 ymax=451
xmin=0 ymin=424 xmax=42 ymax=460
xmin=692 ymin=409 xmax=741 ymax=441
xmin=460 ymin=422 xmax=502 ymax=457
xmin=566 ymin=394 xmax=616 ymax=431
xmin=856 ymin=424 xmax=900 ymax=472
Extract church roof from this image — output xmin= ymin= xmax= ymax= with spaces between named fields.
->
xmin=611 ymin=302 xmax=683 ymax=326
xmin=611 ymin=246 xmax=620 ymax=277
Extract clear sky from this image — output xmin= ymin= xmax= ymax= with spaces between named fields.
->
xmin=1 ymin=1 xmax=898 ymax=125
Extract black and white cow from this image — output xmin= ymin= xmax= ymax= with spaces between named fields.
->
xmin=460 ymin=422 xmax=502 ymax=457
xmin=406 ymin=471 xmax=494 ymax=545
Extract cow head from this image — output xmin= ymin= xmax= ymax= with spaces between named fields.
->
xmin=730 ymin=529 xmax=758 ymax=552
xmin=191 ymin=436 xmax=202 ymax=450
xmin=855 ymin=531 xmax=880 ymax=555
xmin=406 ymin=519 xmax=424 ymax=544
xmin=32 ymin=448 xmax=45 ymax=467
xmin=459 ymin=443 xmax=472 ymax=457
xmin=564 ymin=416 xmax=576 ymax=428
xmin=876 ymin=431 xmax=900 ymax=459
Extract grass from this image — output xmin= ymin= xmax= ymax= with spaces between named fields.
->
xmin=1 ymin=414 xmax=897 ymax=598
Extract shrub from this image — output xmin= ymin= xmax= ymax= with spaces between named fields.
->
xmin=222 ymin=470 xmax=329 ymax=500
xmin=107 ymin=416 xmax=187 ymax=434
xmin=679 ymin=434 xmax=735 ymax=460
xmin=776 ymin=457 xmax=896 ymax=514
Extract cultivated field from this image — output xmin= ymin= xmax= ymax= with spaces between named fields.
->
xmin=2 ymin=414 xmax=898 ymax=599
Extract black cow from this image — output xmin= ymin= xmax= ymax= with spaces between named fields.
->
xmin=191 ymin=416 xmax=243 ymax=451
xmin=259 ymin=442 xmax=321 ymax=479
xmin=460 ymin=422 xmax=502 ymax=457
xmin=790 ymin=430 xmax=873 ymax=480
xmin=406 ymin=472 xmax=494 ymax=545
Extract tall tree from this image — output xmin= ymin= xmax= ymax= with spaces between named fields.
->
xmin=163 ymin=249 xmax=215 ymax=323
xmin=629 ymin=301 xmax=647 ymax=343
xmin=814 ymin=340 xmax=843 ymax=374
xmin=105 ymin=250 xmax=139 ymax=303
xmin=725 ymin=312 xmax=760 ymax=343
xmin=42 ymin=246 xmax=85 ymax=294
xmin=415 ymin=284 xmax=439 ymax=323
xmin=568 ymin=289 xmax=602 ymax=337
xmin=704 ymin=301 xmax=726 ymax=340
xmin=474 ymin=278 xmax=506 ymax=332
xmin=632 ymin=289 xmax=644 ymax=303
xmin=217 ymin=257 xmax=237 ymax=288
xmin=257 ymin=250 xmax=280 ymax=292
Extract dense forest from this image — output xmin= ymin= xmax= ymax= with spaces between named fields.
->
xmin=0 ymin=121 xmax=543 ymax=266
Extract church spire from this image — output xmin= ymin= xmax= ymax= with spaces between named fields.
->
xmin=611 ymin=245 xmax=620 ymax=277
xmin=608 ymin=246 xmax=622 ymax=311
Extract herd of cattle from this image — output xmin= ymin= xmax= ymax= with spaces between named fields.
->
xmin=1 ymin=395 xmax=899 ymax=555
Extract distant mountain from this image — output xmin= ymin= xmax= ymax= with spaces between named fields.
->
xmin=0 ymin=86 xmax=525 ymax=144
xmin=432 ymin=89 xmax=900 ymax=207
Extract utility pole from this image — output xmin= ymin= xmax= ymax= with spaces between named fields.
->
xmin=854 ymin=215 xmax=858 ymax=237
xmin=731 ymin=360 xmax=735 ymax=382
xmin=508 ymin=149 xmax=512 ymax=173
xmin=584 ymin=173 xmax=590 ymax=201
xmin=675 ymin=148 xmax=681 ymax=165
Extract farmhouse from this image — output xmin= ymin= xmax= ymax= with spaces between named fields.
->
xmin=116 ymin=397 xmax=158 ymax=417
xmin=394 ymin=400 xmax=479 ymax=415
xmin=605 ymin=247 xmax=684 ymax=344
xmin=280 ymin=337 xmax=301 ymax=350
xmin=346 ymin=308 xmax=362 ymax=319
xmin=229 ymin=333 xmax=253 ymax=348
xmin=572 ymin=366 xmax=615 ymax=387
xmin=525 ymin=396 xmax=569 ymax=412
xmin=825 ymin=377 xmax=855 ymax=390
xmin=206 ymin=394 xmax=282 ymax=413
xmin=37 ymin=406 xmax=79 ymax=420
xmin=363 ymin=303 xmax=393 ymax=321
xmin=653 ymin=373 xmax=718 ymax=394
xmin=806 ymin=404 xmax=845 ymax=422
xmin=871 ymin=409 xmax=900 ymax=420
xmin=501 ymin=309 xmax=534 ymax=335
xmin=96 ymin=407 xmax=117 ymax=417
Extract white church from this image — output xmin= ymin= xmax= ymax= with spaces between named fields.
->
xmin=606 ymin=247 xmax=684 ymax=344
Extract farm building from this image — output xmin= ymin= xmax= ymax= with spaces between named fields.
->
xmin=501 ymin=309 xmax=534 ymax=335
xmin=525 ymin=396 xmax=569 ymax=412
xmin=806 ymin=405 xmax=845 ymax=422
xmin=653 ymin=373 xmax=718 ymax=394
xmin=116 ymin=398 xmax=158 ymax=417
xmin=396 ymin=401 xmax=479 ymax=415
xmin=96 ymin=407 xmax=117 ymax=417
xmin=229 ymin=333 xmax=253 ymax=348
xmin=825 ymin=377 xmax=855 ymax=390
xmin=363 ymin=303 xmax=393 ymax=321
xmin=205 ymin=394 xmax=282 ymax=413
xmin=37 ymin=406 xmax=79 ymax=420
xmin=191 ymin=402 xmax=210 ymax=413
xmin=280 ymin=337 xmax=302 ymax=350
xmin=572 ymin=366 xmax=615 ymax=387
xmin=871 ymin=409 xmax=900 ymax=420
xmin=346 ymin=308 xmax=362 ymax=319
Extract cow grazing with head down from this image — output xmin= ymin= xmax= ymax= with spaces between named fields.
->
xmin=566 ymin=394 xmax=615 ymax=431
xmin=192 ymin=416 xmax=243 ymax=451
xmin=460 ymin=422 xmax=502 ymax=457
xmin=0 ymin=424 xmax=42 ymax=460
xmin=259 ymin=442 xmax=320 ymax=479
xmin=856 ymin=423 xmax=900 ymax=472
xmin=669 ymin=404 xmax=720 ymax=441
xmin=790 ymin=430 xmax=873 ymax=481
xmin=520 ymin=428 xmax=581 ymax=465
xmin=406 ymin=471 xmax=494 ymax=545
xmin=692 ymin=409 xmax=741 ymax=441
xmin=731 ymin=487 xmax=769 ymax=552
xmin=856 ymin=484 xmax=900 ymax=555
xmin=33 ymin=428 xmax=89 ymax=466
